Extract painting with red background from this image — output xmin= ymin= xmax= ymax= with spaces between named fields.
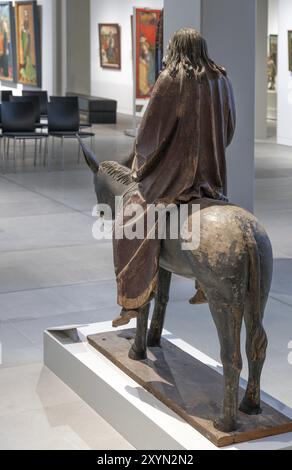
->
xmin=135 ymin=8 xmax=161 ymax=99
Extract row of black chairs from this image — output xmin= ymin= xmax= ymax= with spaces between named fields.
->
xmin=1 ymin=90 xmax=49 ymax=117
xmin=0 ymin=93 xmax=95 ymax=172
xmin=1 ymin=91 xmax=92 ymax=130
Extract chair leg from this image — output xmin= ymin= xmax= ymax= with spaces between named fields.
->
xmin=0 ymin=139 xmax=3 ymax=174
xmin=61 ymin=136 xmax=65 ymax=170
xmin=43 ymin=138 xmax=48 ymax=167
xmin=47 ymin=138 xmax=51 ymax=172
xmin=47 ymin=138 xmax=49 ymax=167
xmin=77 ymin=140 xmax=81 ymax=164
xmin=7 ymin=138 xmax=12 ymax=172
xmin=34 ymin=139 xmax=38 ymax=167
xmin=23 ymin=140 xmax=26 ymax=162
xmin=4 ymin=138 xmax=9 ymax=172
xmin=3 ymin=138 xmax=7 ymax=173
xmin=52 ymin=137 xmax=55 ymax=160
xmin=42 ymin=138 xmax=45 ymax=166
xmin=13 ymin=137 xmax=16 ymax=173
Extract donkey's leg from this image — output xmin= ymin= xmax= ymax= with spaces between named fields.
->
xmin=128 ymin=303 xmax=150 ymax=361
xmin=239 ymin=296 xmax=268 ymax=415
xmin=147 ymin=268 xmax=172 ymax=347
xmin=239 ymin=233 xmax=272 ymax=416
xmin=209 ymin=299 xmax=243 ymax=432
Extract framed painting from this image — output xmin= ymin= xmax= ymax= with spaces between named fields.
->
xmin=99 ymin=23 xmax=121 ymax=70
xmin=0 ymin=2 xmax=17 ymax=84
xmin=135 ymin=8 xmax=161 ymax=99
xmin=289 ymin=31 xmax=292 ymax=72
xmin=15 ymin=1 xmax=41 ymax=87
xmin=267 ymin=34 xmax=278 ymax=91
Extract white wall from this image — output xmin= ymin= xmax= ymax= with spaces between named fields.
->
xmin=268 ymin=0 xmax=278 ymax=35
xmin=277 ymin=0 xmax=292 ymax=146
xmin=38 ymin=0 xmax=57 ymax=96
xmin=201 ymin=0 xmax=256 ymax=212
xmin=90 ymin=0 xmax=163 ymax=115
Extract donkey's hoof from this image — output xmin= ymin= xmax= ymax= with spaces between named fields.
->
xmin=128 ymin=346 xmax=147 ymax=361
xmin=239 ymin=398 xmax=262 ymax=415
xmin=213 ymin=416 xmax=237 ymax=433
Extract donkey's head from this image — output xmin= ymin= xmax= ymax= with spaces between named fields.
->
xmin=78 ymin=138 xmax=133 ymax=219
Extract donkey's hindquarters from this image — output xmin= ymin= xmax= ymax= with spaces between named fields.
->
xmin=179 ymin=206 xmax=273 ymax=432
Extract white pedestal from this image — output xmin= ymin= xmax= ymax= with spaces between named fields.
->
xmin=44 ymin=322 xmax=292 ymax=450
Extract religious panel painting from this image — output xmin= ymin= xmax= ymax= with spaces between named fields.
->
xmin=135 ymin=8 xmax=161 ymax=99
xmin=99 ymin=23 xmax=121 ymax=70
xmin=15 ymin=1 xmax=41 ymax=87
xmin=0 ymin=2 xmax=16 ymax=83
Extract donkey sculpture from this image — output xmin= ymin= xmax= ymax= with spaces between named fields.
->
xmin=79 ymin=140 xmax=273 ymax=433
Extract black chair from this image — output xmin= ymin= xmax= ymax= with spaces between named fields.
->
xmin=47 ymin=100 xmax=95 ymax=170
xmin=1 ymin=102 xmax=49 ymax=172
xmin=50 ymin=96 xmax=92 ymax=130
xmin=0 ymin=90 xmax=13 ymax=103
xmin=10 ymin=95 xmax=47 ymax=161
xmin=22 ymin=90 xmax=48 ymax=118
xmin=10 ymin=95 xmax=42 ymax=125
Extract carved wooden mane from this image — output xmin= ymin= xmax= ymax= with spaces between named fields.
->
xmin=100 ymin=161 xmax=133 ymax=186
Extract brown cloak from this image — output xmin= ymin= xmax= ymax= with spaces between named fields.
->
xmin=114 ymin=68 xmax=236 ymax=309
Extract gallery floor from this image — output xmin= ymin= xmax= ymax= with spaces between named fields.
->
xmin=0 ymin=116 xmax=291 ymax=450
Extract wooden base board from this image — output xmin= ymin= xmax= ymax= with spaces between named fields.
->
xmin=88 ymin=329 xmax=292 ymax=448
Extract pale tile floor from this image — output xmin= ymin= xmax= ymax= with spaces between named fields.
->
xmin=0 ymin=116 xmax=291 ymax=449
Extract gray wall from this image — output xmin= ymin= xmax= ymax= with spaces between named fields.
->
xmin=66 ymin=0 xmax=91 ymax=95
xmin=201 ymin=0 xmax=256 ymax=212
xmin=164 ymin=0 xmax=201 ymax=48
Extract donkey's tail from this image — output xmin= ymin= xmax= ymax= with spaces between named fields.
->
xmin=244 ymin=223 xmax=268 ymax=361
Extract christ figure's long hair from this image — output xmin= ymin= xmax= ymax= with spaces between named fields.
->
xmin=163 ymin=28 xmax=226 ymax=80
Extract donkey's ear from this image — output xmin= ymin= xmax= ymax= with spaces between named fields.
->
xmin=77 ymin=136 xmax=99 ymax=174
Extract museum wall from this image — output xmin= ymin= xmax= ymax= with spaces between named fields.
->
xmin=267 ymin=0 xmax=278 ymax=121
xmin=268 ymin=0 xmax=278 ymax=34
xmin=277 ymin=0 xmax=292 ymax=146
xmin=66 ymin=0 xmax=91 ymax=96
xmin=38 ymin=0 xmax=57 ymax=96
xmin=163 ymin=0 xmax=201 ymax=47
xmin=201 ymin=0 xmax=256 ymax=212
xmin=90 ymin=0 xmax=163 ymax=115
